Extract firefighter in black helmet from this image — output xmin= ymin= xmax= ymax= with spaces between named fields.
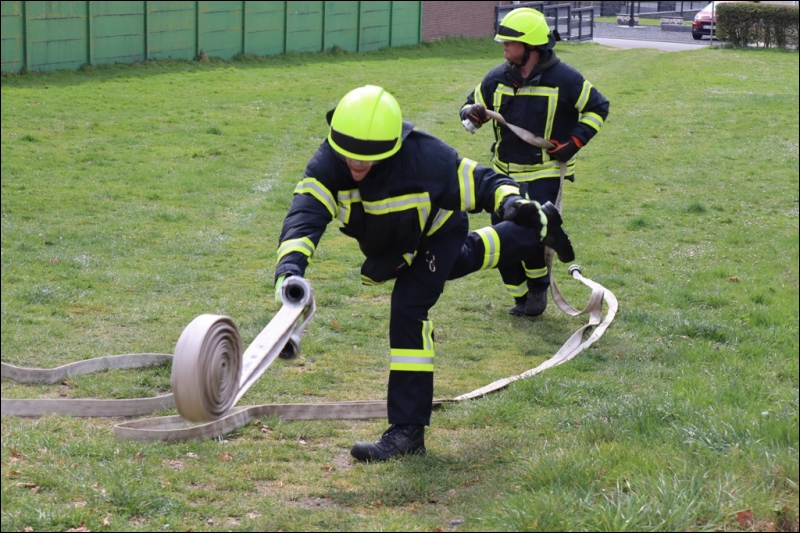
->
xmin=275 ymin=85 xmax=574 ymax=462
xmin=461 ymin=7 xmax=609 ymax=317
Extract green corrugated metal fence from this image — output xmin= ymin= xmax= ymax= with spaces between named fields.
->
xmin=0 ymin=1 xmax=422 ymax=72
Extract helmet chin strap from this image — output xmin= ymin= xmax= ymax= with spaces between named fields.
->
xmin=508 ymin=44 xmax=535 ymax=85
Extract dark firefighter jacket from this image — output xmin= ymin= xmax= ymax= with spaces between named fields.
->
xmin=276 ymin=122 xmax=521 ymax=285
xmin=461 ymin=50 xmax=609 ymax=182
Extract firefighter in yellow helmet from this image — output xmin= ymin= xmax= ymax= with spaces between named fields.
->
xmin=276 ymin=85 xmax=575 ymax=462
xmin=460 ymin=7 xmax=609 ymax=317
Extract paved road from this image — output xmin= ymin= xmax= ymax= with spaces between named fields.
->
xmin=590 ymin=22 xmax=722 ymax=52
xmin=593 ymin=37 xmax=709 ymax=51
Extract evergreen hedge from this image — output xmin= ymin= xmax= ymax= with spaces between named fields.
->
xmin=716 ymin=2 xmax=799 ymax=48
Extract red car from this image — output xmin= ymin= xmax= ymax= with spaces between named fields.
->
xmin=692 ymin=1 xmax=730 ymax=40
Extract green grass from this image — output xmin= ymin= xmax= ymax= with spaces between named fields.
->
xmin=2 ymin=38 xmax=798 ymax=532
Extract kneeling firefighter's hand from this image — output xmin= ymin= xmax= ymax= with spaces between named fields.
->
xmin=274 ymin=275 xmax=302 ymax=303
xmin=503 ymin=199 xmax=547 ymax=241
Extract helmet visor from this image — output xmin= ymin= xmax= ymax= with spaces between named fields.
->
xmin=329 ymin=128 xmax=398 ymax=160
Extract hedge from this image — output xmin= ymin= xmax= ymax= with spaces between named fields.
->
xmin=716 ymin=2 xmax=799 ymax=48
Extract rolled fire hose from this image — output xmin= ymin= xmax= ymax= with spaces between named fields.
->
xmin=2 ymin=147 xmax=616 ymax=440
xmin=3 ymin=274 xmax=615 ymax=442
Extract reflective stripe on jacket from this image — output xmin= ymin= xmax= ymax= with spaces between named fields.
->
xmin=276 ymin=122 xmax=521 ymax=283
xmin=462 ymin=51 xmax=609 ymax=182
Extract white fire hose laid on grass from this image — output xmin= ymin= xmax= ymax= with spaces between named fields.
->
xmin=2 ymin=268 xmax=614 ymax=443
xmin=2 ymin=116 xmax=616 ymax=441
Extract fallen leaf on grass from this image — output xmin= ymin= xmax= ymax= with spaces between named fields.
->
xmin=17 ymin=482 xmax=39 ymax=491
xmin=330 ymin=321 xmax=339 ymax=328
xmin=247 ymin=513 xmax=262 ymax=519
xmin=185 ymin=452 xmax=198 ymax=458
xmin=10 ymin=449 xmax=23 ymax=462
xmin=261 ymin=426 xmax=272 ymax=433
xmin=102 ymin=515 xmax=111 ymax=527
xmin=728 ymin=276 xmax=740 ymax=282
xmin=736 ymin=509 xmax=754 ymax=528
xmin=23 ymin=527 xmax=34 ymax=532
xmin=224 ymin=518 xmax=240 ymax=526
xmin=7 ymin=470 xmax=21 ymax=477
xmin=218 ymin=453 xmax=234 ymax=461
xmin=64 ymin=523 xmax=91 ymax=532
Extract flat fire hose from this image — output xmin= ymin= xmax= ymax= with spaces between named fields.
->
xmin=2 ymin=159 xmax=616 ymax=441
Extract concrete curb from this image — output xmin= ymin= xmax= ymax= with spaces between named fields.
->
xmin=661 ymin=24 xmax=692 ymax=33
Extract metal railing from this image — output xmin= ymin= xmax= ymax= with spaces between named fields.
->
xmin=620 ymin=1 xmax=708 ymax=20
xmin=496 ymin=2 xmax=595 ymax=43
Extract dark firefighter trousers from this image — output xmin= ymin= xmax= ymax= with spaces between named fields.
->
xmin=388 ymin=211 xmax=542 ymax=425
xmin=490 ymin=178 xmax=561 ymax=300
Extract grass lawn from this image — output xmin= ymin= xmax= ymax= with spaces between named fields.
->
xmin=1 ymin=38 xmax=798 ymax=532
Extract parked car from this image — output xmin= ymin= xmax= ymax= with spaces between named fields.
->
xmin=692 ymin=1 xmax=732 ymax=40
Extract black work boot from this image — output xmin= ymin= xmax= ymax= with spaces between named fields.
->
xmin=508 ymin=296 xmax=527 ymax=316
xmin=524 ymin=289 xmax=548 ymax=316
xmin=350 ymin=424 xmax=426 ymax=462
xmin=540 ymin=201 xmax=575 ymax=263
xmin=509 ymin=290 xmax=548 ymax=317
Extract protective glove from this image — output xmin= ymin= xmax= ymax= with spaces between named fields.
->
xmin=460 ymin=103 xmax=488 ymax=132
xmin=547 ymin=135 xmax=583 ymax=162
xmin=503 ymin=198 xmax=547 ymax=241
xmin=274 ymin=275 xmax=289 ymax=303
xmin=361 ymin=253 xmax=410 ymax=285
xmin=466 ymin=103 xmax=488 ymax=126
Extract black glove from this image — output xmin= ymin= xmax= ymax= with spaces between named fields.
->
xmin=547 ymin=136 xmax=583 ymax=162
xmin=461 ymin=103 xmax=488 ymax=128
xmin=503 ymin=199 xmax=547 ymax=241
xmin=360 ymin=253 xmax=410 ymax=285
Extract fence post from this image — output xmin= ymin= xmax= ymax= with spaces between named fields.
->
xmin=87 ymin=1 xmax=93 ymax=66
xmin=21 ymin=0 xmax=28 ymax=71
xmin=388 ymin=1 xmax=393 ymax=47
xmin=356 ymin=1 xmax=361 ymax=52
xmin=418 ymin=1 xmax=423 ymax=44
xmin=144 ymin=1 xmax=149 ymax=60
xmin=566 ymin=5 xmax=571 ymax=40
xmin=283 ymin=1 xmax=289 ymax=54
xmin=195 ymin=1 xmax=200 ymax=58
xmin=322 ymin=0 xmax=326 ymax=51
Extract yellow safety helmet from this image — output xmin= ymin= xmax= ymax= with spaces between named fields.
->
xmin=495 ymin=8 xmax=555 ymax=50
xmin=328 ymin=85 xmax=402 ymax=162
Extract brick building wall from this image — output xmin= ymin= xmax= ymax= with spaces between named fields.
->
xmin=422 ymin=1 xmax=509 ymax=41
xmin=420 ymin=1 xmax=603 ymax=42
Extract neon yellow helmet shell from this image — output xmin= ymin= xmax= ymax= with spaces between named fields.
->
xmin=328 ymin=85 xmax=402 ymax=162
xmin=495 ymin=8 xmax=554 ymax=49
